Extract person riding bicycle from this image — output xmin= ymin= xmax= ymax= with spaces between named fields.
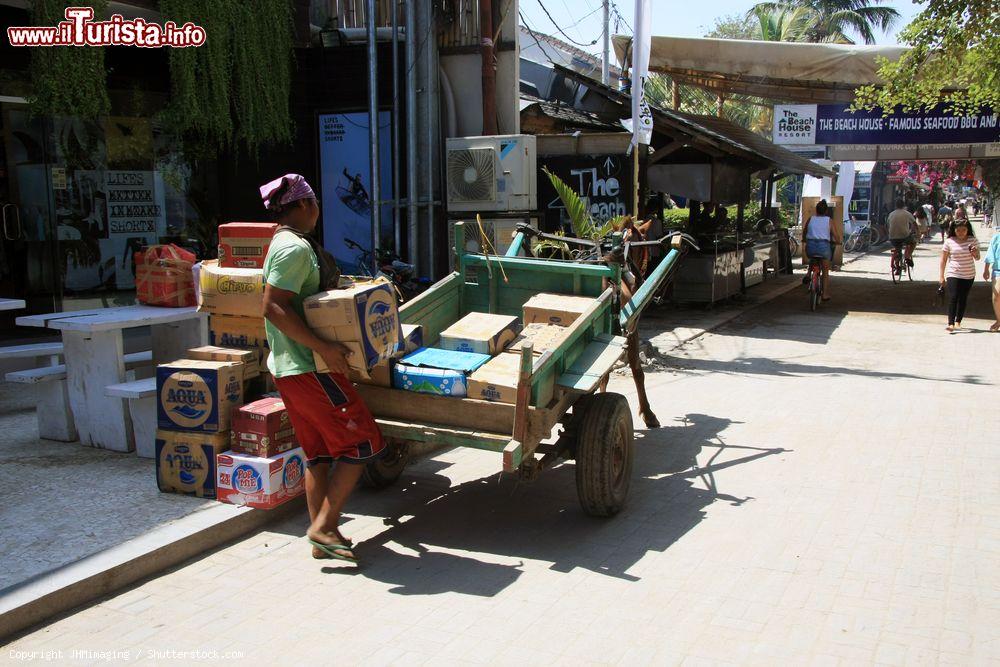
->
xmin=803 ymin=199 xmax=838 ymax=301
xmin=888 ymin=199 xmax=917 ymax=267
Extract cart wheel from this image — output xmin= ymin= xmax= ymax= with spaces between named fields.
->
xmin=574 ymin=393 xmax=634 ymax=517
xmin=361 ymin=440 xmax=410 ymax=489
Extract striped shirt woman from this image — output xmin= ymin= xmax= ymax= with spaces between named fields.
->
xmin=940 ymin=220 xmax=980 ymax=331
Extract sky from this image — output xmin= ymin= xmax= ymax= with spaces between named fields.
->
xmin=518 ymin=0 xmax=925 ymax=60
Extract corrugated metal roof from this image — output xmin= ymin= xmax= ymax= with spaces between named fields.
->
xmin=552 ymin=63 xmax=833 ymax=178
xmin=520 ymin=94 xmax=621 ymax=131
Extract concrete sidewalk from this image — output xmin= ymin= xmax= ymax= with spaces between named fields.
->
xmin=7 ymin=235 xmax=998 ymax=663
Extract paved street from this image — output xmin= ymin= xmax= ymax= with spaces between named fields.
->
xmin=6 ymin=234 xmax=999 ymax=665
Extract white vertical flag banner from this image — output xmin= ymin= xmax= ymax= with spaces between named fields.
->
xmin=631 ymin=0 xmax=653 ymax=146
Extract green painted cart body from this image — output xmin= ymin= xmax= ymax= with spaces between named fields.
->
xmin=357 ymin=222 xmax=684 ymax=514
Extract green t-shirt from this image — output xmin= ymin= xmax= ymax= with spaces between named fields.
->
xmin=263 ymin=231 xmax=321 ymax=378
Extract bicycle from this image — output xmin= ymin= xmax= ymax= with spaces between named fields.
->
xmin=806 ymin=252 xmax=825 ymax=311
xmin=889 ymin=241 xmax=912 ymax=283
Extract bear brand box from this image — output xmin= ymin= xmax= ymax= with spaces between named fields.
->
xmin=217 ymin=222 xmax=279 ymax=269
xmin=438 ymin=312 xmax=522 ymax=356
xmin=303 ymin=278 xmax=403 ymax=372
xmin=391 ymin=347 xmax=491 ymax=397
xmin=216 ymin=448 xmax=306 ymax=509
xmin=522 ymin=293 xmax=595 ymax=326
xmin=231 ymin=397 xmax=296 ymax=457
xmin=187 ymin=345 xmax=260 ymax=379
xmin=157 ymin=359 xmax=244 ymax=432
xmin=198 ymin=260 xmax=265 ymax=318
xmin=155 ymin=429 xmax=230 ymax=498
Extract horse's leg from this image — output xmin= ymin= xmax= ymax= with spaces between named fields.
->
xmin=628 ymin=328 xmax=659 ymax=428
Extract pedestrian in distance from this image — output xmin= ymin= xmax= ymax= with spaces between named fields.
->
xmin=938 ymin=200 xmax=954 ymax=242
xmin=915 ymin=205 xmax=930 ymax=241
xmin=802 ymin=199 xmax=838 ymax=301
xmin=984 ymin=228 xmax=1000 ymax=332
xmin=939 ymin=219 xmax=980 ymax=332
xmin=259 ymin=173 xmax=386 ymax=563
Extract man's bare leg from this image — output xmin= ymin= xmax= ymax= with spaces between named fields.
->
xmin=307 ymin=462 xmax=365 ymax=550
xmin=305 ymin=461 xmax=329 ymax=524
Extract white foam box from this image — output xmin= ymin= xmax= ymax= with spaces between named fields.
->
xmin=522 ymin=293 xmax=595 ymax=326
xmin=216 ymin=447 xmax=306 ymax=510
xmin=438 ymin=312 xmax=521 ymax=356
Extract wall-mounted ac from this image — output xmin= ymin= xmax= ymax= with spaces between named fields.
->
xmin=446 ymin=134 xmax=537 ymax=213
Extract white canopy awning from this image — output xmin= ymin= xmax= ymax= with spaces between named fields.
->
xmin=613 ymin=35 xmax=910 ymax=104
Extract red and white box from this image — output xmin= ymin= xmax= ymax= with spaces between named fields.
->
xmin=231 ymin=397 xmax=296 ymax=458
xmin=216 ymin=448 xmax=305 ymax=509
xmin=218 ymin=222 xmax=279 ymax=269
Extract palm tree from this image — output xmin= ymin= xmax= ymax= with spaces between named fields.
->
xmin=750 ymin=5 xmax=815 ymax=42
xmin=749 ymin=0 xmax=900 ymax=44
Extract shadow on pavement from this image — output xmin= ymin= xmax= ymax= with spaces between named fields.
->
xmin=274 ymin=413 xmax=788 ymax=597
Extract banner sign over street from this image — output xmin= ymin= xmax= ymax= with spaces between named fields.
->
xmin=773 ymin=104 xmax=999 ymax=146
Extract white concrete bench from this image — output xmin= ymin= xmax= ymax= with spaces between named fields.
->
xmin=0 ymin=341 xmax=64 ymax=363
xmin=105 ymin=377 xmax=157 ymax=458
xmin=6 ymin=351 xmax=154 ymax=443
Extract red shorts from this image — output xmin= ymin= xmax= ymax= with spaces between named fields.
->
xmin=273 ymin=371 xmax=385 ymax=465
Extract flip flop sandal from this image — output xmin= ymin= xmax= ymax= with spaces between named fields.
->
xmin=308 ymin=538 xmax=358 ymax=563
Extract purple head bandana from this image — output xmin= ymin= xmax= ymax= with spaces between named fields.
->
xmin=259 ymin=174 xmax=315 ymax=210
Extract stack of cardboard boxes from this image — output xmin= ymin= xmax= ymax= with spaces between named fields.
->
xmin=200 ymin=223 xmax=277 ymax=394
xmin=464 ymin=294 xmax=595 ymax=404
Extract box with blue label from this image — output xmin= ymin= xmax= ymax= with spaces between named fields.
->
xmin=155 ymin=429 xmax=230 ymax=498
xmin=157 ymin=359 xmax=244 ymax=432
xmin=391 ymin=347 xmax=491 ymax=397
xmin=304 ymin=278 xmax=403 ymax=373
xmin=439 ymin=312 xmax=522 ymax=356
xmin=216 ymin=447 xmax=306 ymax=509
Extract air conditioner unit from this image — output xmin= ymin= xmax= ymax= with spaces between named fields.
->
xmin=448 ymin=218 xmax=536 ymax=268
xmin=446 ymin=134 xmax=537 ymax=213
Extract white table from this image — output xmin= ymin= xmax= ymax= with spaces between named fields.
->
xmin=0 ymin=298 xmax=26 ymax=311
xmin=17 ymin=305 xmax=208 ymax=451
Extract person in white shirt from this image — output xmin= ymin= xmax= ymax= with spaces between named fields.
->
xmin=803 ymin=200 xmax=839 ymax=300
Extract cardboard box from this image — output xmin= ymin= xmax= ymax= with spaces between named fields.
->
xmin=216 ymin=448 xmax=306 ymax=509
xmin=157 ymin=359 xmax=244 ymax=432
xmin=439 ymin=312 xmax=522 ymax=356
xmin=218 ymin=222 xmax=279 ymax=269
xmin=506 ymin=323 xmax=570 ymax=355
xmin=467 ymin=353 xmax=524 ymax=404
xmin=209 ymin=314 xmax=269 ymax=372
xmin=187 ymin=345 xmax=259 ymax=379
xmin=155 ymin=430 xmax=230 ymax=498
xmin=400 ymin=323 xmax=423 ymax=355
xmin=304 ymin=278 xmax=403 ymax=371
xmin=198 ymin=260 xmax=265 ymax=318
xmin=349 ymin=358 xmax=392 ymax=387
xmin=522 ymin=293 xmax=595 ymax=326
xmin=391 ymin=347 xmax=491 ymax=397
xmin=230 ymin=397 xmax=296 ymax=457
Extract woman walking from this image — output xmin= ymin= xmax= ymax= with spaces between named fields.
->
xmin=939 ymin=219 xmax=980 ymax=332
xmin=984 ymin=228 xmax=1000 ymax=332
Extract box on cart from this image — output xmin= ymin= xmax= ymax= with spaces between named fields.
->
xmin=439 ymin=312 xmax=521 ymax=356
xmin=216 ymin=448 xmax=306 ymax=509
xmin=522 ymin=293 xmax=595 ymax=326
xmin=217 ymin=222 xmax=279 ymax=269
xmin=391 ymin=347 xmax=491 ymax=397
xmin=155 ymin=429 xmax=230 ymax=498
xmin=231 ymin=397 xmax=296 ymax=457
xmin=157 ymin=359 xmax=244 ymax=432
xmin=505 ymin=323 xmax=570 ymax=356
xmin=467 ymin=353 xmax=524 ymax=404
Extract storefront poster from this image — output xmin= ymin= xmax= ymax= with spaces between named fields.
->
xmin=774 ymin=104 xmax=999 ymax=145
xmin=317 ymin=112 xmax=393 ymax=274
xmin=105 ymin=170 xmax=166 ymax=288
